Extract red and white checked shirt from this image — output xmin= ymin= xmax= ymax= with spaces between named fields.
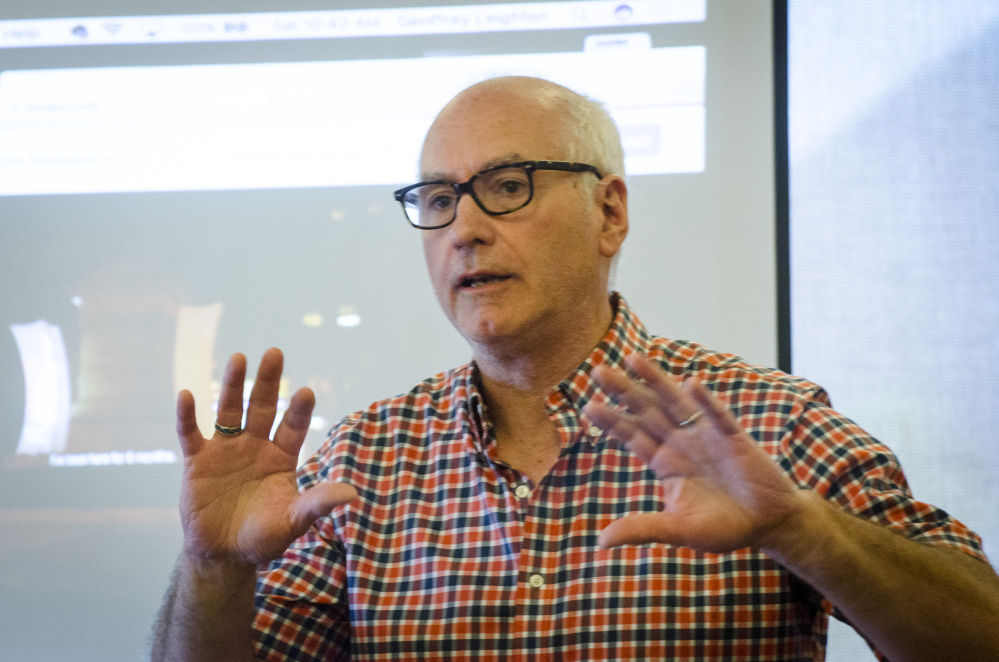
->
xmin=253 ymin=294 xmax=985 ymax=661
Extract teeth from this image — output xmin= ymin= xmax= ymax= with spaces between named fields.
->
xmin=464 ymin=275 xmax=505 ymax=287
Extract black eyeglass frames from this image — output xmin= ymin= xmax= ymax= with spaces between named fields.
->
xmin=393 ymin=160 xmax=603 ymax=229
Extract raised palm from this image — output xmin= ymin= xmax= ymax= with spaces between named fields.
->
xmin=176 ymin=349 xmax=356 ymax=568
xmin=585 ymin=353 xmax=804 ymax=553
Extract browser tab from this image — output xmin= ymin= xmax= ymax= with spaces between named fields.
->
xmin=584 ymin=32 xmax=652 ymax=51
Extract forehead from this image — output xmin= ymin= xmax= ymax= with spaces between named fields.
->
xmin=419 ymin=89 xmax=567 ymax=181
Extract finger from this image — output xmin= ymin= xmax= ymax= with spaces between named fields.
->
xmin=585 ymin=400 xmax=660 ymax=461
xmin=590 ymin=364 xmax=674 ymax=441
xmin=647 ymin=443 xmax=700 ymax=481
xmin=623 ymin=353 xmax=700 ymax=427
xmin=588 ymin=401 xmax=699 ymax=478
xmin=216 ymin=353 xmax=247 ymax=431
xmin=176 ymin=389 xmax=204 ymax=457
xmin=688 ymin=380 xmax=742 ymax=435
xmin=244 ymin=348 xmax=284 ymax=437
xmin=598 ymin=513 xmax=683 ymax=549
xmin=289 ymin=482 xmax=358 ymax=536
xmin=272 ymin=387 xmax=316 ymax=458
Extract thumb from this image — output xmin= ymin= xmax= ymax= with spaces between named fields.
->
xmin=598 ymin=513 xmax=684 ymax=549
xmin=289 ymin=482 xmax=358 ymax=535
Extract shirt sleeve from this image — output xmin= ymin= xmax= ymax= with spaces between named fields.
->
xmin=778 ymin=389 xmax=988 ymax=661
xmin=784 ymin=392 xmax=986 ymax=561
xmin=252 ymin=523 xmax=352 ymax=662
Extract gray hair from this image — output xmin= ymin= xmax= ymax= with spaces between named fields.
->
xmin=554 ymin=85 xmax=626 ymax=180
xmin=530 ymin=79 xmax=626 ymax=284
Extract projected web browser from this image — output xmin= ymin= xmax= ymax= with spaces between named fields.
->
xmin=1 ymin=0 xmax=706 ymax=471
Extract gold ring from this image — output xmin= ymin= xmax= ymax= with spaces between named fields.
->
xmin=677 ymin=410 xmax=703 ymax=428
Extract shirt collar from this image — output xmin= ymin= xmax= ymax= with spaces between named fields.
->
xmin=549 ymin=291 xmax=651 ymax=413
xmin=459 ymin=292 xmax=652 ymax=452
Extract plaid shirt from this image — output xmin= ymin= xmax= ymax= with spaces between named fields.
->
xmin=253 ymin=293 xmax=985 ymax=661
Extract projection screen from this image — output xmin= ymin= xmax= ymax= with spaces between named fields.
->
xmin=0 ymin=1 xmax=778 ymax=659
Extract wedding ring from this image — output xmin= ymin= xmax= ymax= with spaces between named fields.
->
xmin=214 ymin=422 xmax=242 ymax=436
xmin=677 ymin=410 xmax=703 ymax=428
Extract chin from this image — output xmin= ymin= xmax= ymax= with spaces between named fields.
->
xmin=455 ymin=312 xmax=520 ymax=347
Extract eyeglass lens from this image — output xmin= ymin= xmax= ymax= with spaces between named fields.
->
xmin=403 ymin=165 xmax=532 ymax=227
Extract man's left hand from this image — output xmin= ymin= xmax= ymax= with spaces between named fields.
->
xmin=585 ymin=353 xmax=806 ymax=553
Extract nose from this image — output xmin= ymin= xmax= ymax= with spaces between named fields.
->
xmin=447 ymin=191 xmax=495 ymax=247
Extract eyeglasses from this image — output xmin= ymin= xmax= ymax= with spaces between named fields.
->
xmin=393 ymin=160 xmax=603 ymax=230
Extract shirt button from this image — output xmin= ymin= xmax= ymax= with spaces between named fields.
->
xmin=528 ymin=573 xmax=545 ymax=588
xmin=514 ymin=484 xmax=531 ymax=499
xmin=587 ymin=425 xmax=602 ymax=437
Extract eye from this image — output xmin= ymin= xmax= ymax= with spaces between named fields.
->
xmin=480 ymin=168 xmax=530 ymax=199
xmin=427 ymin=192 xmax=455 ymax=211
xmin=412 ymin=185 xmax=455 ymax=212
xmin=497 ymin=178 xmax=526 ymax=196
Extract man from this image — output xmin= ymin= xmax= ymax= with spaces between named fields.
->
xmin=152 ymin=77 xmax=999 ymax=661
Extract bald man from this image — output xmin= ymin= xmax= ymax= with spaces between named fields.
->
xmin=152 ymin=77 xmax=999 ymax=661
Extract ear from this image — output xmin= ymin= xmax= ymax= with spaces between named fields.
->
xmin=597 ymin=175 xmax=628 ymax=258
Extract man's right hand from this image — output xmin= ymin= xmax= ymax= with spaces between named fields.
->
xmin=176 ymin=347 xmax=357 ymax=570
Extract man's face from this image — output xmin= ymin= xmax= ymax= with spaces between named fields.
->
xmin=418 ymin=84 xmax=622 ymax=352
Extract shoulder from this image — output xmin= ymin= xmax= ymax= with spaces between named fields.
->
xmin=644 ymin=335 xmax=829 ymax=414
xmin=612 ymin=295 xmax=827 ymax=412
xmin=639 ymin=335 xmax=872 ymax=467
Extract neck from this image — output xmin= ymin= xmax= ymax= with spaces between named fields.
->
xmin=472 ymin=292 xmax=615 ymax=435
xmin=469 ymin=292 xmax=616 ymax=485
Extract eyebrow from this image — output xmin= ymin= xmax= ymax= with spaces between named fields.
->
xmin=419 ymin=153 xmax=525 ymax=182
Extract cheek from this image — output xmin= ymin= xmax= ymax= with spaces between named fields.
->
xmin=421 ymin=236 xmax=449 ymax=293
xmin=421 ymin=234 xmax=439 ymax=270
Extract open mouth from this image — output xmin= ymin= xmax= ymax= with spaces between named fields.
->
xmin=458 ymin=273 xmax=512 ymax=289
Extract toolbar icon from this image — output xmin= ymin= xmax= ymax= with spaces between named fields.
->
xmin=141 ymin=21 xmax=163 ymax=37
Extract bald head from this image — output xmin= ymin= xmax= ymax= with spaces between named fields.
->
xmin=423 ymin=76 xmax=625 ymax=180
